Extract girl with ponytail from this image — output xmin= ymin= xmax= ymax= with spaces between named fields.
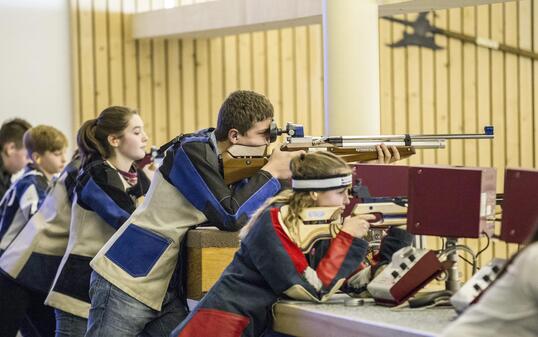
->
xmin=45 ymin=106 xmax=151 ymax=337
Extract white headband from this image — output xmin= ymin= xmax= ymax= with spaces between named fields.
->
xmin=292 ymin=174 xmax=353 ymax=191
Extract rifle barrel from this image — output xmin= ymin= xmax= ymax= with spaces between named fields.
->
xmin=317 ymin=126 xmax=494 ymax=147
xmin=334 ymin=140 xmax=446 ymax=149
xmin=409 ymin=133 xmax=493 ymax=140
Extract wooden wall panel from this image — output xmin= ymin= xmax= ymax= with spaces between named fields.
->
xmin=308 ymin=25 xmax=324 ymax=136
xmin=70 ymin=1 xmax=538 ymax=276
xmin=252 ymin=31 xmax=266 ymax=95
xmin=295 ymin=26 xmax=309 ymax=132
xmin=281 ymin=28 xmax=295 ymax=126
xmin=108 ymin=0 xmax=123 ymax=105
xmin=70 ymin=0 xmax=80 ymax=134
xmin=434 ymin=10 xmax=450 ymax=167
xmin=196 ymin=38 xmax=211 ymax=130
xmin=167 ymin=38 xmax=181 ymax=137
xmin=93 ymin=0 xmax=109 ymax=111
xmin=71 ymin=0 xmax=326 ymax=138
xmin=476 ymin=5 xmax=494 ymax=267
xmin=421 ymin=25 xmax=435 ymax=165
xmin=392 ymin=15 xmax=409 ymax=164
xmin=266 ymin=29 xmax=281 ymax=123
xmin=238 ymin=33 xmax=252 ymax=89
xmin=519 ymin=0 xmax=533 ymax=170
xmin=209 ymin=36 xmax=224 ymax=127
xmin=379 ymin=19 xmax=394 ymax=135
xmin=182 ymin=38 xmax=196 ymax=133
xmin=534 ymin=1 xmax=538 ymax=170
xmin=407 ymin=14 xmax=422 ymax=166
xmin=449 ymin=8 xmax=465 ymax=166
xmin=77 ymin=0 xmax=96 ymax=122
xmin=123 ymin=0 xmax=139 ymax=109
xmin=504 ymin=2 xmax=521 ymax=259
xmin=152 ymin=2 xmax=168 ymax=147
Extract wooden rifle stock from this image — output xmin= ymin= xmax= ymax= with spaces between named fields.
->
xmin=221 ymin=145 xmax=270 ymax=185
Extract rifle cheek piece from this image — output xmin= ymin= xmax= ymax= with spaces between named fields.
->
xmin=287 ymin=206 xmax=344 ymax=253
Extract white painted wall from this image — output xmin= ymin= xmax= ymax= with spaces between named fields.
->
xmin=0 ymin=0 xmax=73 ymax=151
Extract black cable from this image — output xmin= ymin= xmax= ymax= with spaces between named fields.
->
xmin=458 ymin=254 xmax=477 ymax=269
xmin=476 ymin=231 xmax=490 ymax=258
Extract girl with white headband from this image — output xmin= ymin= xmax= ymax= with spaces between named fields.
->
xmin=169 ymin=151 xmax=382 ymax=337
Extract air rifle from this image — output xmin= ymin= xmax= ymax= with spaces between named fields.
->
xmin=221 ymin=122 xmax=494 ymax=184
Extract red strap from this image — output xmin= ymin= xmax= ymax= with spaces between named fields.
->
xmin=316 ymin=231 xmax=354 ymax=287
xmin=270 ymin=208 xmax=308 ymax=274
xmin=177 ymin=308 xmax=250 ymax=337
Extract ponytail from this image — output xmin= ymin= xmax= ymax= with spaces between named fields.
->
xmin=77 ymin=119 xmax=103 ymax=161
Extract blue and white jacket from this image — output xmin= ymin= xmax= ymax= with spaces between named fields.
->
xmin=0 ymin=159 xmax=80 ymax=295
xmin=0 ymin=164 xmax=49 ymax=254
xmin=45 ymin=157 xmax=150 ymax=318
xmin=90 ymin=128 xmax=282 ymax=311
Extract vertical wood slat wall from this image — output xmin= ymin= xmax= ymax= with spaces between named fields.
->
xmin=71 ymin=0 xmax=324 ymax=147
xmin=71 ymin=0 xmax=536 ymax=277
xmin=378 ymin=2 xmax=532 ymax=278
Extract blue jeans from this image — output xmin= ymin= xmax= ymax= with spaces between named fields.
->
xmin=54 ymin=310 xmax=87 ymax=337
xmin=85 ymin=272 xmax=188 ymax=337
